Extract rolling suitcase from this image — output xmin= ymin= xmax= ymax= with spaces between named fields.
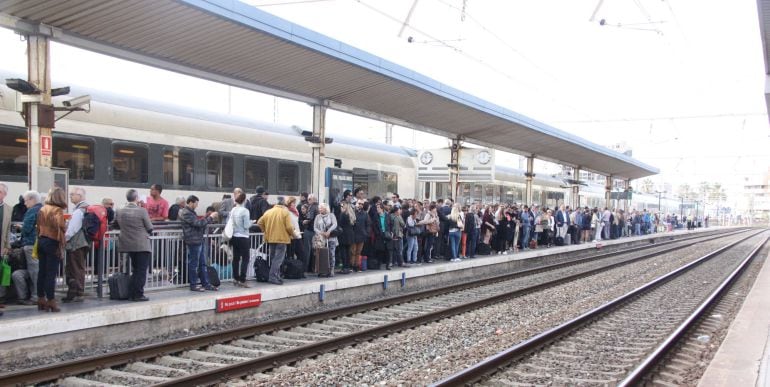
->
xmin=255 ymin=258 xmax=270 ymax=282
xmin=564 ymin=233 xmax=571 ymax=245
xmin=108 ymin=272 xmax=130 ymax=300
xmin=316 ymin=245 xmax=331 ymax=277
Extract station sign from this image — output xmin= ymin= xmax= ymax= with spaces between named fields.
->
xmin=416 ymin=147 xmax=495 ymax=182
xmin=216 ymin=293 xmax=262 ymax=313
xmin=40 ymin=135 xmax=52 ymax=156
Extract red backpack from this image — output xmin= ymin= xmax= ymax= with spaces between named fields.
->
xmin=83 ymin=204 xmax=108 ymax=249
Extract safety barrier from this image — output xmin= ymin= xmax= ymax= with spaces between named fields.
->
xmin=56 ymin=226 xmax=266 ymax=298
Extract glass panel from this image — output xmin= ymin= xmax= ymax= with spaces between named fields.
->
xmin=163 ymin=149 xmax=194 ymax=186
xmin=206 ymin=154 xmax=234 ymax=188
xmin=245 ymin=158 xmax=268 ymax=191
xmin=278 ymin=163 xmax=299 ymax=193
xmin=0 ymin=129 xmax=28 ymax=176
xmin=53 ymin=136 xmax=95 ymax=180
xmin=459 ymin=183 xmax=472 ymax=205
xmin=112 ymin=143 xmax=148 ymax=183
xmin=472 ymin=184 xmax=483 ymax=203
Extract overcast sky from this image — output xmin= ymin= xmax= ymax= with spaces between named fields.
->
xmin=1 ymin=0 xmax=769 ymax=193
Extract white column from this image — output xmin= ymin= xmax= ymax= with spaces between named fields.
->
xmin=311 ymin=104 xmax=326 ymax=200
xmin=572 ymin=167 xmax=581 ymax=209
xmin=525 ymin=156 xmax=535 ymax=205
xmin=27 ymin=34 xmax=52 ymax=191
xmin=449 ymin=137 xmax=461 ymax=200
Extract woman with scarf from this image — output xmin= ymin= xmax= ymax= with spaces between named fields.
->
xmin=314 ymin=203 xmax=338 ymax=276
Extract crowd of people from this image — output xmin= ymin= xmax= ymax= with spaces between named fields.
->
xmin=0 ymin=181 xmax=699 ymax=315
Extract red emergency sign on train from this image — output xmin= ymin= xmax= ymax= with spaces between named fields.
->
xmin=216 ymin=294 xmax=262 ymax=313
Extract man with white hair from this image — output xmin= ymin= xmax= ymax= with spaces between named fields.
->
xmin=0 ymin=183 xmax=11 ymax=258
xmin=63 ymin=187 xmax=89 ymax=303
xmin=17 ymin=190 xmax=43 ymax=305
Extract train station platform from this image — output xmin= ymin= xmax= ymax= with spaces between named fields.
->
xmin=698 ymin=234 xmax=770 ymax=387
xmin=0 ymin=227 xmax=723 ymax=359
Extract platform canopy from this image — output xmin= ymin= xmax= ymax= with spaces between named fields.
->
xmin=758 ymin=0 xmax=770 ymax=120
xmin=0 ymin=0 xmax=658 ymax=180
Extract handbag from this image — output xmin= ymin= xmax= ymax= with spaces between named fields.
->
xmin=31 ymin=238 xmax=39 ymax=259
xmin=222 ymin=215 xmax=234 ymax=242
xmin=313 ymin=233 xmax=327 ymax=249
xmin=65 ymin=228 xmax=90 ymax=251
xmin=1 ymin=257 xmax=11 ymax=287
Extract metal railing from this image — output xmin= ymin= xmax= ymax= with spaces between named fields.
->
xmin=57 ymin=226 xmax=266 ymax=298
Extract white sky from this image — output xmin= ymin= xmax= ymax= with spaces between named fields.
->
xmin=1 ymin=0 xmax=769 ymax=193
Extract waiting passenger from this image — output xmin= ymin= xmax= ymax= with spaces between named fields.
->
xmin=145 ymin=184 xmax=169 ymax=221
xmin=0 ymin=183 xmax=12 ymax=262
xmin=256 ymin=196 xmax=295 ymax=285
xmin=179 ymin=195 xmax=219 ymax=292
xmin=101 ymin=198 xmax=115 ymax=224
xmin=18 ymin=190 xmax=42 ymax=305
xmin=168 ymin=196 xmax=185 ymax=221
xmin=37 ymin=187 xmax=68 ymax=312
xmin=229 ymin=192 xmax=251 ymax=288
xmin=314 ymin=203 xmax=338 ymax=276
xmin=63 ymin=187 xmax=89 ymax=303
xmin=113 ymin=189 xmax=153 ymax=301
xmin=285 ymin=197 xmax=305 ymax=270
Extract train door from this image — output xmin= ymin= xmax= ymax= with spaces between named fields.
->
xmin=326 ymin=168 xmax=353 ymax=212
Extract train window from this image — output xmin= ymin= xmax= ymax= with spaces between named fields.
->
xmin=472 ymin=184 xmax=483 ymax=203
xmin=459 ymin=184 xmax=471 ymax=205
xmin=278 ymin=162 xmax=299 ymax=193
xmin=206 ymin=153 xmax=234 ymax=188
xmin=53 ymin=136 xmax=95 ymax=180
xmin=484 ymin=185 xmax=496 ymax=203
xmin=112 ymin=143 xmax=148 ymax=183
xmin=163 ymin=149 xmax=194 ymax=186
xmin=245 ymin=158 xmax=268 ymax=191
xmin=0 ymin=128 xmax=28 ymax=176
xmin=436 ymin=183 xmax=450 ymax=200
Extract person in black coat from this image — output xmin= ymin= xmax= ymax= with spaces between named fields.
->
xmin=350 ymin=200 xmax=370 ymax=271
xmin=336 ymin=201 xmax=356 ymax=274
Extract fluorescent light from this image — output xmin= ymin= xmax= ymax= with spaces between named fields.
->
xmin=15 ymin=138 xmax=28 ymax=144
xmin=72 ymin=144 xmax=89 ymax=150
xmin=118 ymin=149 xmax=135 ymax=155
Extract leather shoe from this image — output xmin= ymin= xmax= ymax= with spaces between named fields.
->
xmin=62 ymin=296 xmax=83 ymax=303
xmin=268 ymin=279 xmax=283 ymax=285
xmin=131 ymin=296 xmax=150 ymax=302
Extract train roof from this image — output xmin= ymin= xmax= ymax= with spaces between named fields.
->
xmin=0 ymin=70 xmax=416 ymax=158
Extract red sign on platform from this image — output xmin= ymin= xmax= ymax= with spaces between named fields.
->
xmin=40 ymin=135 xmax=52 ymax=157
xmin=216 ymin=293 xmax=262 ymax=313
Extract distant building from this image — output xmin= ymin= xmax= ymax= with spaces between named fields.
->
xmin=739 ymin=168 xmax=770 ymax=221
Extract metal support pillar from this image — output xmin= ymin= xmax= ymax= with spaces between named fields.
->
xmin=605 ymin=175 xmax=612 ymax=209
xmin=311 ymin=104 xmax=326 ymax=200
xmin=572 ymin=167 xmax=581 ymax=209
xmin=385 ymin=123 xmax=393 ymax=145
xmin=27 ymin=34 xmax=53 ymax=191
xmin=525 ymin=156 xmax=535 ymax=205
xmin=625 ymin=179 xmax=631 ymax=213
xmin=449 ymin=137 xmax=461 ymax=200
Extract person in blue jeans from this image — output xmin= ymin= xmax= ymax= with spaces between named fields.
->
xmin=520 ymin=205 xmax=532 ymax=250
xmin=448 ymin=204 xmax=463 ymax=261
xmin=179 ymin=195 xmax=219 ymax=292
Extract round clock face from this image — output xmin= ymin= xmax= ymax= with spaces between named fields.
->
xmin=477 ymin=150 xmax=492 ymax=164
xmin=420 ymin=151 xmax=434 ymax=165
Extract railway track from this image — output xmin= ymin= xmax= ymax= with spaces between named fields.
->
xmin=0 ymin=229 xmax=747 ymax=386
xmin=433 ymin=230 xmax=768 ymax=386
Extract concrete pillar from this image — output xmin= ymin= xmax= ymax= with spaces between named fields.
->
xmin=311 ymin=104 xmax=326 ymax=201
xmin=572 ymin=167 xmax=581 ymax=209
xmin=449 ymin=137 xmax=461 ymax=200
xmin=605 ymin=175 xmax=612 ymax=209
xmin=27 ymin=34 xmax=53 ymax=191
xmin=525 ymin=156 xmax=535 ymax=205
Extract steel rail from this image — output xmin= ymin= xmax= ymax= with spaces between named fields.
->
xmin=0 ymin=229 xmax=741 ymax=386
xmin=155 ymin=230 xmax=748 ymax=386
xmin=430 ymin=229 xmax=765 ymax=386
xmin=618 ymin=235 xmax=769 ymax=386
